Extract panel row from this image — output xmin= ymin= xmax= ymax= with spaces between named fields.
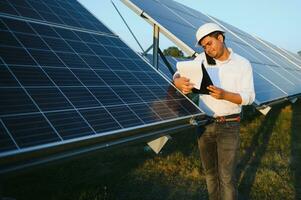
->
xmin=0 ymin=84 xmax=191 ymax=116
xmin=1 ymin=97 xmax=198 ymax=152
xmin=0 ymin=14 xmax=202 ymax=156
xmin=0 ymin=0 xmax=112 ymax=34
xmin=125 ymin=0 xmax=301 ymax=105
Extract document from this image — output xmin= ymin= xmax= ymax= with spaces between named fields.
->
xmin=176 ymin=60 xmax=203 ymax=89
xmin=177 ymin=60 xmax=220 ymax=94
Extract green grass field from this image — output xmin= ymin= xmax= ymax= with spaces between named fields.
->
xmin=1 ymin=100 xmax=300 ymax=200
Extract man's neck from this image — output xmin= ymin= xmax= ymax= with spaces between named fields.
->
xmin=216 ymin=47 xmax=230 ymax=61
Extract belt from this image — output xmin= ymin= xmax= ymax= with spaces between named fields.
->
xmin=207 ymin=114 xmax=241 ymax=124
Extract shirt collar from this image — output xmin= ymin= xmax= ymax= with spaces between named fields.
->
xmin=214 ymin=48 xmax=233 ymax=65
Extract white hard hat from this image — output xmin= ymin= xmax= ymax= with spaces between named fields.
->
xmin=195 ymin=23 xmax=224 ymax=46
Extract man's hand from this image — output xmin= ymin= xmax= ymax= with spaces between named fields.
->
xmin=207 ymin=85 xmax=242 ymax=104
xmin=207 ymin=85 xmax=225 ymax=99
xmin=174 ymin=77 xmax=194 ymax=94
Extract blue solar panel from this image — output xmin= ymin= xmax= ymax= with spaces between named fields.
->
xmin=0 ymin=122 xmax=16 ymax=152
xmin=255 ymin=39 xmax=301 ymax=71
xmin=0 ymin=0 xmax=113 ymax=34
xmin=2 ymin=113 xmax=61 ymax=148
xmin=123 ymin=0 xmax=301 ymax=106
xmin=0 ymin=1 xmax=203 ymax=167
xmin=143 ymin=54 xmax=190 ymax=80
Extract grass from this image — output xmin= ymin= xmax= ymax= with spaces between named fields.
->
xmin=1 ymin=100 xmax=300 ymax=200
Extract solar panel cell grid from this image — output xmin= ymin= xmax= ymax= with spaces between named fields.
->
xmin=79 ymin=108 xmax=121 ymax=133
xmin=128 ymin=103 xmax=160 ymax=123
xmin=0 ymin=67 xmax=19 ymax=87
xmin=60 ymin=87 xmax=101 ymax=108
xmin=111 ymin=86 xmax=143 ymax=104
xmin=252 ymin=72 xmax=287 ymax=104
xmin=131 ymin=86 xmax=159 ymax=101
xmin=10 ymin=66 xmax=54 ymax=86
xmin=27 ymin=88 xmax=73 ymax=112
xmin=0 ymin=0 xmax=202 ymax=159
xmin=107 ymin=105 xmax=144 ymax=128
xmin=1 ymin=0 xmax=114 ymax=34
xmin=88 ymin=86 xmax=123 ymax=106
xmin=148 ymin=101 xmax=177 ymax=120
xmin=2 ymin=113 xmax=61 ymax=148
xmin=46 ymin=110 xmax=94 ymax=140
xmin=0 ymin=122 xmax=17 ymax=152
xmin=0 ymin=88 xmax=39 ymax=116
xmin=71 ymin=69 xmax=106 ymax=86
xmin=0 ymin=1 xmax=18 ymax=16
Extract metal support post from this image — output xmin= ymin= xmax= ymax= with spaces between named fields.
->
xmin=153 ymin=24 xmax=160 ymax=70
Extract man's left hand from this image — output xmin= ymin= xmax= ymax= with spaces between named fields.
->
xmin=207 ymin=85 xmax=225 ymax=99
xmin=207 ymin=85 xmax=242 ymax=104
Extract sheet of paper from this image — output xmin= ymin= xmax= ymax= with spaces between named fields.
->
xmin=176 ymin=60 xmax=203 ymax=89
xmin=206 ymin=67 xmax=221 ymax=88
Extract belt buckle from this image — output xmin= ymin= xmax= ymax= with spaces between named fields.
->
xmin=216 ymin=116 xmax=226 ymax=123
xmin=215 ymin=115 xmax=240 ymax=123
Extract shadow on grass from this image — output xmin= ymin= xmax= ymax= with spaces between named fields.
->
xmin=0 ymin=143 xmax=155 ymax=200
xmin=241 ymin=105 xmax=261 ymax=123
xmin=0 ymin=127 xmax=204 ymax=200
xmin=290 ymin=100 xmax=301 ymax=200
xmin=113 ymin=128 xmax=208 ymax=200
xmin=238 ymin=105 xmax=283 ymax=199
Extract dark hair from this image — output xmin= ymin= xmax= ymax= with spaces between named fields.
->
xmin=208 ymin=31 xmax=225 ymax=41
xmin=202 ymin=31 xmax=225 ymax=65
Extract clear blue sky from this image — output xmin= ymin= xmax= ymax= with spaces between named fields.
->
xmin=79 ymin=0 xmax=301 ymax=54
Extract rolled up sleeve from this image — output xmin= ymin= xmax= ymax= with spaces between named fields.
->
xmin=239 ymin=61 xmax=255 ymax=105
xmin=173 ymin=71 xmax=180 ymax=80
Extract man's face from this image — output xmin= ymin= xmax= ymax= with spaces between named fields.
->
xmin=200 ymin=34 xmax=224 ymax=59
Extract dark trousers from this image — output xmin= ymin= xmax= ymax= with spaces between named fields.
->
xmin=198 ymin=121 xmax=240 ymax=200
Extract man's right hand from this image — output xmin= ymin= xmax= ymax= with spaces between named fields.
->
xmin=174 ymin=77 xmax=194 ymax=94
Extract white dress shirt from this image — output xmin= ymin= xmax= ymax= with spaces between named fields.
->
xmin=175 ymin=49 xmax=255 ymax=117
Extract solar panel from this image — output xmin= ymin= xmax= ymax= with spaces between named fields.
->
xmin=254 ymin=37 xmax=301 ymax=71
xmin=142 ymin=54 xmax=190 ymax=80
xmin=122 ymin=0 xmax=301 ymax=106
xmin=0 ymin=0 xmax=113 ymax=34
xmin=0 ymin=1 xmax=204 ymax=172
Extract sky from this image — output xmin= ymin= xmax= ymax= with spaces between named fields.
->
xmin=79 ymin=0 xmax=301 ymax=54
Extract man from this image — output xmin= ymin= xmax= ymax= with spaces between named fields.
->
xmin=174 ymin=23 xmax=255 ymax=200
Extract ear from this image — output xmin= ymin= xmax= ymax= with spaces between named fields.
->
xmin=217 ymin=34 xmax=224 ymax=43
